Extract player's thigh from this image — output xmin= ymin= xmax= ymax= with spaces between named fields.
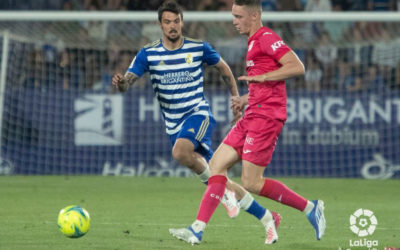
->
xmin=173 ymin=115 xmax=215 ymax=161
xmin=172 ymin=138 xmax=195 ymax=156
xmin=222 ymin=117 xmax=247 ymax=159
xmin=209 ymin=143 xmax=241 ymax=176
xmin=242 ymin=117 xmax=283 ymax=167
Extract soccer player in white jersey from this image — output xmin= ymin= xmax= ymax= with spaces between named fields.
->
xmin=112 ymin=0 xmax=277 ymax=224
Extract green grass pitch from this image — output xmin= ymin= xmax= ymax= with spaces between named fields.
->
xmin=0 ymin=176 xmax=399 ymax=250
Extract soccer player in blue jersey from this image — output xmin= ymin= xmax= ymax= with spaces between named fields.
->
xmin=112 ymin=0 xmax=280 ymax=229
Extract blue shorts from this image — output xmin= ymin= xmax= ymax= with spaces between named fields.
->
xmin=169 ymin=115 xmax=216 ymax=162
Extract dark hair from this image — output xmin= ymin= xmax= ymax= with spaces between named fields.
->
xmin=233 ymin=0 xmax=261 ymax=7
xmin=158 ymin=0 xmax=183 ymax=22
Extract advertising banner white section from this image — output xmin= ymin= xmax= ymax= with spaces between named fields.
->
xmin=74 ymin=95 xmax=123 ymax=145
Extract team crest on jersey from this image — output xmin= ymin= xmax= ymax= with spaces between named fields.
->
xmin=246 ymin=60 xmax=254 ymax=67
xmin=185 ymin=53 xmax=193 ymax=64
xmin=248 ymin=41 xmax=255 ymax=52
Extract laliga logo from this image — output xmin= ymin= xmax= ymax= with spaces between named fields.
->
xmin=349 ymin=208 xmax=378 ymax=237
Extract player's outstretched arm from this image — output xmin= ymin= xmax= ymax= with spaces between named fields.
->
xmin=238 ymin=50 xmax=305 ymax=83
xmin=112 ymin=72 xmax=140 ymax=92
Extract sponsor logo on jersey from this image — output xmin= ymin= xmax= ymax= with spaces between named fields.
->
xmin=243 ymin=149 xmax=252 ymax=154
xmin=188 ymin=128 xmax=195 ymax=133
xmin=271 ymin=40 xmax=285 ymax=51
xmin=158 ymin=60 xmax=165 ymax=65
xmin=263 ymin=32 xmax=273 ymax=35
xmin=161 ymin=71 xmax=193 ymax=84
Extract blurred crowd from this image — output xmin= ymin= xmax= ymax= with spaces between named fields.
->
xmin=1 ymin=0 xmax=400 ymax=93
xmin=1 ymin=0 xmax=400 ymax=11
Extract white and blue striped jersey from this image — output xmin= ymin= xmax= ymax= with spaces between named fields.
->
xmin=127 ymin=37 xmax=220 ymax=135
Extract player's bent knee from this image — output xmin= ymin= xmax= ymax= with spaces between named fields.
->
xmin=241 ymin=177 xmax=260 ymax=194
xmin=209 ymin=158 xmax=229 ymax=175
xmin=171 ymin=148 xmax=186 ymax=161
xmin=172 ymin=147 xmax=193 ymax=166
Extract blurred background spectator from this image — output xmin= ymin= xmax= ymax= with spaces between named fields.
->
xmin=0 ymin=0 xmax=398 ymax=11
xmin=304 ymin=0 xmax=332 ymax=12
xmin=305 ymin=54 xmax=323 ymax=92
xmin=1 ymin=0 xmax=399 ymax=93
xmin=367 ymin=0 xmax=396 ymax=11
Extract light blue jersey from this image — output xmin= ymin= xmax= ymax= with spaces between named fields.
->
xmin=127 ymin=37 xmax=220 ymax=136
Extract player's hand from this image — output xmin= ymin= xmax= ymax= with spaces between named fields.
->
xmin=238 ymin=74 xmax=266 ymax=84
xmin=230 ymin=96 xmax=245 ymax=125
xmin=112 ymin=73 xmax=125 ymax=87
xmin=230 ymin=96 xmax=245 ymax=113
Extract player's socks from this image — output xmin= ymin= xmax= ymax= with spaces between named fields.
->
xmin=191 ymin=220 xmax=206 ymax=233
xmin=196 ymin=165 xmax=210 ymax=185
xmin=303 ymin=200 xmax=315 ymax=214
xmin=197 ymin=167 xmax=239 ymax=218
xmin=196 ymin=175 xmax=227 ymax=223
xmin=239 ymin=192 xmax=280 ymax=226
xmin=259 ymin=178 xmax=308 ymax=211
xmin=239 ymin=192 xmax=267 ymax=220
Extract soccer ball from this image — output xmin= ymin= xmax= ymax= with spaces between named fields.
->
xmin=57 ymin=205 xmax=90 ymax=238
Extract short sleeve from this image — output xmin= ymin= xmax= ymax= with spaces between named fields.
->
xmin=259 ymin=31 xmax=291 ymax=61
xmin=126 ymin=48 xmax=148 ymax=77
xmin=202 ymin=42 xmax=221 ymax=66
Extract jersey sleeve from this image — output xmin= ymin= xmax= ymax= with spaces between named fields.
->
xmin=126 ymin=48 xmax=148 ymax=77
xmin=259 ymin=31 xmax=291 ymax=61
xmin=202 ymin=42 xmax=221 ymax=66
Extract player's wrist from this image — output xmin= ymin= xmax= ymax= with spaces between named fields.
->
xmin=261 ymin=74 xmax=268 ymax=82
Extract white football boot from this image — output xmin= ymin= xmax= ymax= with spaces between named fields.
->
xmin=169 ymin=226 xmax=202 ymax=245
xmin=220 ymin=188 xmax=240 ymax=218
xmin=265 ymin=211 xmax=281 ymax=244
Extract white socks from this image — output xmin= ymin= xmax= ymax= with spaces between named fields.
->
xmin=260 ymin=210 xmax=273 ymax=227
xmin=196 ymin=165 xmax=210 ymax=183
xmin=303 ymin=200 xmax=315 ymax=215
xmin=191 ymin=220 xmax=206 ymax=233
xmin=238 ymin=191 xmax=254 ymax=210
